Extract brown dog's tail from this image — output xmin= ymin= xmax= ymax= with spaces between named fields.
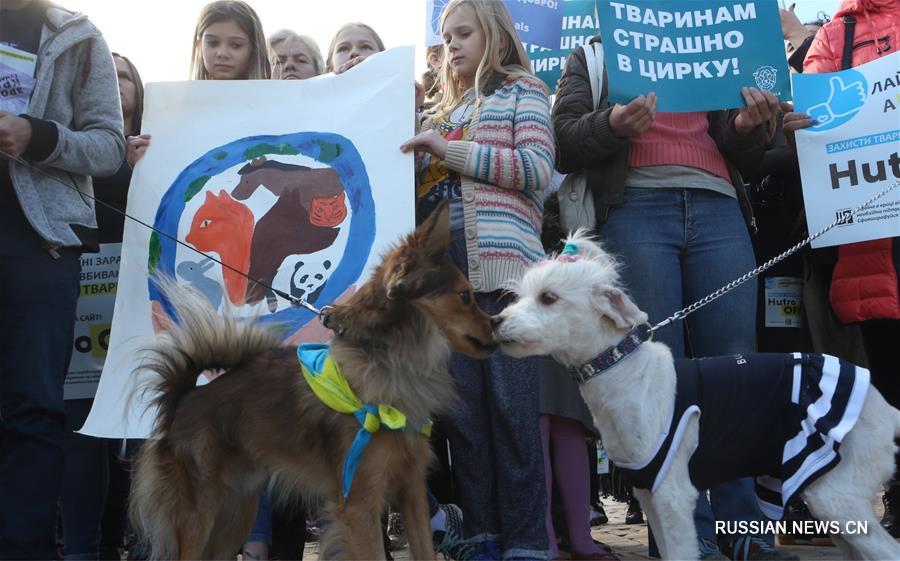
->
xmin=131 ymin=280 xmax=282 ymax=558
xmin=141 ymin=278 xmax=282 ymax=437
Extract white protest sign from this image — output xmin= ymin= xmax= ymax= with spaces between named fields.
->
xmin=81 ymin=48 xmax=415 ymax=438
xmin=65 ymin=243 xmax=121 ymax=400
xmin=793 ymin=52 xmax=900 ymax=248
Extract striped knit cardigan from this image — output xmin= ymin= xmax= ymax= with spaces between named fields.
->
xmin=440 ymin=75 xmax=555 ymax=293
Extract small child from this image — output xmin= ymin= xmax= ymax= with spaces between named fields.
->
xmin=401 ymin=1 xmax=555 ymax=559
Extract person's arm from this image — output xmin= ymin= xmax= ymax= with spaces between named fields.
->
xmin=788 ymin=34 xmax=816 ymax=73
xmin=551 ymin=46 xmax=629 ymax=173
xmin=29 ymin=34 xmax=125 ymax=176
xmin=803 ymin=25 xmax=839 ymax=74
xmin=444 ymin=79 xmax=555 ymax=194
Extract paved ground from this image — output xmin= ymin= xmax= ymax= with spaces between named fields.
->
xmin=300 ymin=495 xmax=889 ymax=560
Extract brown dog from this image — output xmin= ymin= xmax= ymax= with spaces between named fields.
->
xmin=130 ymin=204 xmax=495 ymax=560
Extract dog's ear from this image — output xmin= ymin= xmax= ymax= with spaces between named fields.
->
xmin=591 ymin=286 xmax=648 ymax=328
xmin=416 ymin=202 xmax=450 ymax=261
xmin=386 ymin=204 xmax=449 ymax=299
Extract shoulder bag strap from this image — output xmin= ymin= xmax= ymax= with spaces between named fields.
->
xmin=841 ymin=16 xmax=857 ymax=70
xmin=583 ymin=42 xmax=605 ymax=111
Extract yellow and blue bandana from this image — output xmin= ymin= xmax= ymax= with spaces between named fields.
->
xmin=297 ymin=343 xmax=433 ymax=500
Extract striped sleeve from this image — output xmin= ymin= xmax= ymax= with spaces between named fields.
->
xmin=444 ymin=77 xmax=555 ymax=195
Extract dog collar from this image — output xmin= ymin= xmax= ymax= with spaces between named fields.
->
xmin=569 ymin=324 xmax=651 ymax=384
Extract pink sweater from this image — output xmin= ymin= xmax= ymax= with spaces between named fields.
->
xmin=627 ymin=112 xmax=731 ymax=181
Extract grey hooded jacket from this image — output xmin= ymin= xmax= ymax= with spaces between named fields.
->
xmin=6 ymin=2 xmax=125 ymax=251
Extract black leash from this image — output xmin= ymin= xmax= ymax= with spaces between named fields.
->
xmin=0 ymin=149 xmax=329 ymax=319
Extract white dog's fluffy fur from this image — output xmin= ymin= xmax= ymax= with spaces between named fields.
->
xmin=494 ymin=230 xmax=900 ymax=561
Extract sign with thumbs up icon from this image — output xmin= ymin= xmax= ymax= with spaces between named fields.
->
xmin=793 ymin=52 xmax=900 ymax=248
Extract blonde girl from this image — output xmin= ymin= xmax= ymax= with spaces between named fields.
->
xmin=325 ymin=22 xmax=385 ymax=75
xmin=126 ymin=0 xmax=270 ymax=165
xmin=401 ymin=1 xmax=555 ymax=559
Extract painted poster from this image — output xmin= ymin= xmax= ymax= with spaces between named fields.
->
xmin=65 ymin=243 xmax=121 ymax=400
xmin=81 ymin=48 xmax=415 ymax=438
xmin=598 ymin=0 xmax=791 ymax=111
xmin=793 ymin=52 xmax=900 ymax=248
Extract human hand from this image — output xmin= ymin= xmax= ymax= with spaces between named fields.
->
xmin=126 ymin=134 xmax=151 ymax=167
xmin=400 ymin=129 xmax=448 ymax=160
xmin=0 ymin=111 xmax=33 ymax=159
xmin=782 ymin=102 xmax=815 ymax=149
xmin=734 ymin=87 xmax=779 ymax=135
xmin=334 ymin=55 xmax=365 ymax=75
xmin=608 ymin=93 xmax=657 ymax=138
xmin=780 ymin=3 xmax=810 ymax=50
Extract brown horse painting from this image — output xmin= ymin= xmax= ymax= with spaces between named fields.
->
xmin=185 ymin=190 xmax=255 ymax=306
xmin=232 ymin=157 xmax=348 ymax=305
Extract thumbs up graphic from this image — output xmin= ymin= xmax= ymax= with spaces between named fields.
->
xmin=807 ymin=76 xmax=866 ymax=126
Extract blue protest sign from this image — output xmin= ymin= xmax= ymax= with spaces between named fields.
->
xmin=425 ymin=0 xmax=450 ymax=46
xmin=598 ymin=0 xmax=791 ymax=112
xmin=527 ymin=0 xmax=600 ymax=91
xmin=505 ymin=0 xmax=564 ymax=50
xmin=426 ymin=0 xmax=564 ymax=50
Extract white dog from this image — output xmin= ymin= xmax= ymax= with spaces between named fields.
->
xmin=493 ymin=230 xmax=900 ymax=561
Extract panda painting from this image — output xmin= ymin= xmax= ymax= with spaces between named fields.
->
xmin=291 ymin=258 xmax=332 ymax=305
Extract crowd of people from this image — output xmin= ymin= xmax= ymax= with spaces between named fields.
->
xmin=1 ymin=0 xmax=898 ymax=560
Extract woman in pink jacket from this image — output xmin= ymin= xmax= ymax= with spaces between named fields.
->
xmin=786 ymin=0 xmax=900 ymax=536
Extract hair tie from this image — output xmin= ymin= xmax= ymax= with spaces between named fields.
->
xmin=561 ymin=242 xmax=579 ymax=256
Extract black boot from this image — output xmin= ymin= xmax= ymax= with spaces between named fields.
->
xmin=882 ymin=482 xmax=900 ymax=538
xmin=625 ymin=496 xmax=644 ymax=525
xmin=590 ymin=500 xmax=609 ymax=526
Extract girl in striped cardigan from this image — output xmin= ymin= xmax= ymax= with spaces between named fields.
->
xmin=401 ymin=1 xmax=555 ymax=559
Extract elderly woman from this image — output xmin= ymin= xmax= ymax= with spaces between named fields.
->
xmin=268 ymin=29 xmax=324 ymax=80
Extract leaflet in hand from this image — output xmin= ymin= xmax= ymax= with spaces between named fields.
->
xmin=0 ymin=44 xmax=38 ymax=114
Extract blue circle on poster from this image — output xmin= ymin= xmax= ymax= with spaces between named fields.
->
xmin=148 ymin=132 xmax=375 ymax=337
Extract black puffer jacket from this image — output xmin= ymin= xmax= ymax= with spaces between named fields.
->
xmin=551 ymin=37 xmax=771 ymax=227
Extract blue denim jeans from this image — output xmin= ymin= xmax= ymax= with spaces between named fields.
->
xmin=599 ymin=188 xmax=767 ymax=549
xmin=0 ymin=245 xmax=81 ymax=560
xmin=443 ymin=230 xmax=550 ymax=561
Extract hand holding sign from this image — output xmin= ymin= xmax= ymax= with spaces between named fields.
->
xmin=734 ymin=87 xmax=779 ymax=135
xmin=806 ymin=76 xmax=866 ymax=126
xmin=609 ymin=93 xmax=657 ymax=138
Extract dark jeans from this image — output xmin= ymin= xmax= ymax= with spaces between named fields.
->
xmin=0 ymin=245 xmax=81 ymax=560
xmin=444 ymin=230 xmax=549 ymax=560
xmin=61 ymin=399 xmax=115 ymax=560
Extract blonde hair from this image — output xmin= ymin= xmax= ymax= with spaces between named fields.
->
xmin=325 ymin=22 xmax=386 ymax=73
xmin=436 ymin=0 xmax=538 ymax=115
xmin=189 ymin=0 xmax=271 ymax=80
xmin=268 ymin=29 xmax=325 ymax=76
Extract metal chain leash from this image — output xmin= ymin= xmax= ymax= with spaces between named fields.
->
xmin=649 ymin=180 xmax=899 ymax=333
